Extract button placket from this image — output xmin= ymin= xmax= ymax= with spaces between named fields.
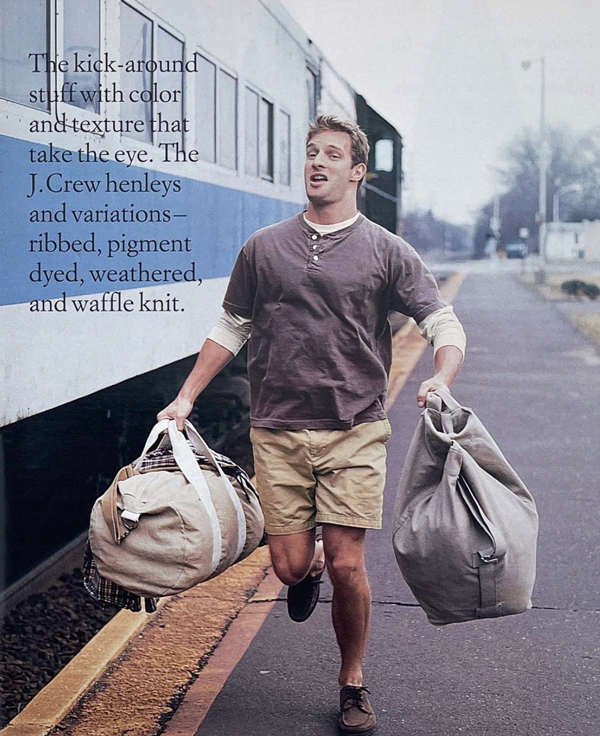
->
xmin=307 ymin=231 xmax=325 ymax=267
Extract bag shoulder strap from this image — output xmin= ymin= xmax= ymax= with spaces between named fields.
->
xmin=165 ymin=421 xmax=223 ymax=574
xmin=182 ymin=420 xmax=247 ymax=562
xmin=100 ymin=465 xmax=137 ymax=543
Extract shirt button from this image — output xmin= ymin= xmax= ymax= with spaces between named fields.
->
xmin=313 ymin=255 xmax=319 ymax=261
xmin=312 ymin=244 xmax=318 ymax=250
xmin=311 ymin=234 xmax=318 ymax=240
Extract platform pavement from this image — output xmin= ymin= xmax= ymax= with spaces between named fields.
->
xmin=182 ymin=272 xmax=600 ymax=736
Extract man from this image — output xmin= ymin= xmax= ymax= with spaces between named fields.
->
xmin=158 ymin=115 xmax=465 ymax=735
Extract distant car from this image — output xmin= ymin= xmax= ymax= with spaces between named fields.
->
xmin=505 ymin=242 xmax=529 ymax=259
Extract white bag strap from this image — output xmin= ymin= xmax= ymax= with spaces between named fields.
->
xmin=131 ymin=418 xmax=246 ymax=566
xmin=182 ymin=420 xmax=247 ymax=562
xmin=425 ymin=392 xmax=443 ymax=412
xmin=132 ymin=418 xmax=172 ymax=470
xmin=166 ymin=421 xmax=223 ymax=574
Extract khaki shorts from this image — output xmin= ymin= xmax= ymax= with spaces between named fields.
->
xmin=250 ymin=419 xmax=392 ymax=535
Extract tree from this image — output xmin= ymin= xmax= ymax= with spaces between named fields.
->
xmin=401 ymin=210 xmax=470 ymax=255
xmin=473 ymin=126 xmax=600 ymax=257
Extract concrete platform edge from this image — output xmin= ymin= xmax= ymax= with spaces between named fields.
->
xmin=1 ymin=601 xmax=167 ymax=735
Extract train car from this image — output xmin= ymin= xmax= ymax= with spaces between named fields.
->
xmin=0 ymin=0 xmax=402 ymax=600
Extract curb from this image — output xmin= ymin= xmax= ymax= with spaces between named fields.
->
xmin=0 ymin=602 xmax=165 ymax=736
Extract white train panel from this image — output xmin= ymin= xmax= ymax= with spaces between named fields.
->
xmin=0 ymin=278 xmax=227 ymax=426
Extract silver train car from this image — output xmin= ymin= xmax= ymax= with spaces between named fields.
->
xmin=0 ymin=0 xmax=402 ymax=595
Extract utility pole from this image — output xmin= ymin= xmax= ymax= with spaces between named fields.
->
xmin=489 ymin=196 xmax=500 ymax=259
xmin=538 ymin=56 xmax=547 ymax=262
xmin=522 ymin=56 xmax=547 ymax=263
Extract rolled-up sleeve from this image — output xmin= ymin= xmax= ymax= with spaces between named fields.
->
xmin=207 ymin=310 xmax=253 ymax=355
xmin=417 ymin=305 xmax=466 ymax=359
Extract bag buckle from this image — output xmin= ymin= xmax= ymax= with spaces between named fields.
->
xmin=477 ymin=551 xmax=499 ymax=564
xmin=121 ymin=510 xmax=140 ymax=531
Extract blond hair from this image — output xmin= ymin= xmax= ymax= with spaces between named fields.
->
xmin=306 ymin=115 xmax=370 ymax=168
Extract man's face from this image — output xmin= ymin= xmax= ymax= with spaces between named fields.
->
xmin=304 ymin=130 xmax=363 ymax=205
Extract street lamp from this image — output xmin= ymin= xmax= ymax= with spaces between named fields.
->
xmin=521 ymin=56 xmax=547 ymax=262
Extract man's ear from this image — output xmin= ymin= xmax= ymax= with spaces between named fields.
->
xmin=350 ymin=162 xmax=367 ymax=182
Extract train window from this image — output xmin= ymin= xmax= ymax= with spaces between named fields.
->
xmin=259 ymin=98 xmax=273 ymax=181
xmin=120 ymin=2 xmax=152 ymax=143
xmin=245 ymin=87 xmax=274 ymax=181
xmin=0 ymin=0 xmax=48 ymax=110
xmin=375 ymin=139 xmax=394 ymax=172
xmin=306 ymin=67 xmax=318 ymax=123
xmin=218 ymin=70 xmax=237 ymax=170
xmin=156 ymin=28 xmax=184 ymax=148
xmin=279 ymin=111 xmax=291 ymax=186
xmin=245 ymin=88 xmax=259 ymax=177
xmin=63 ymin=0 xmax=101 ymax=113
xmin=195 ymin=54 xmax=216 ymax=163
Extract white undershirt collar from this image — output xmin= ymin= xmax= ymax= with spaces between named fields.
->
xmin=303 ymin=212 xmax=360 ymax=236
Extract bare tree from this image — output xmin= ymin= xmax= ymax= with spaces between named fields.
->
xmin=474 ymin=126 xmax=600 ymax=257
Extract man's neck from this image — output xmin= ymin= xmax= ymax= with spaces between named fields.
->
xmin=305 ymin=202 xmax=359 ymax=225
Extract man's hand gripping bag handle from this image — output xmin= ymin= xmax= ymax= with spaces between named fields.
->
xmin=425 ymin=387 xmax=461 ymax=434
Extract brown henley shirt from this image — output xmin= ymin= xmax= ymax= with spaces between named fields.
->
xmin=223 ymin=212 xmax=447 ymax=430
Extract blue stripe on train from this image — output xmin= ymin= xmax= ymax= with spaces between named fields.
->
xmin=0 ymin=135 xmax=302 ymax=306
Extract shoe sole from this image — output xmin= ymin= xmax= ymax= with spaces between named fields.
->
xmin=286 ymin=570 xmax=323 ymax=622
xmin=338 ymin=724 xmax=376 ymax=736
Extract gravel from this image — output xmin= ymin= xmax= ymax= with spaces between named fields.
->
xmin=0 ymin=568 xmax=119 ymax=728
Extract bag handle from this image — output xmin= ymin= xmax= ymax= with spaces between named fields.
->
xmin=426 ymin=387 xmax=461 ymax=411
xmin=132 ymin=418 xmax=172 ymax=470
xmin=425 ymin=389 xmax=461 ymax=434
xmin=165 ymin=421 xmax=223 ymax=574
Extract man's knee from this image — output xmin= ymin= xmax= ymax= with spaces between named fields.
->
xmin=268 ymin=531 xmax=315 ymax=586
xmin=326 ymin=554 xmax=366 ymax=587
xmin=271 ymin=556 xmax=311 ymax=586
xmin=322 ymin=525 xmax=367 ymax=587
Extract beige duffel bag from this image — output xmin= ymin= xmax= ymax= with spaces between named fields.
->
xmin=89 ymin=419 xmax=264 ymax=598
xmin=392 ymin=389 xmax=538 ymax=626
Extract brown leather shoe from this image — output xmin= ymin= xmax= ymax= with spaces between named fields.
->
xmin=338 ymin=685 xmax=377 ymax=735
xmin=286 ymin=569 xmax=323 ymax=622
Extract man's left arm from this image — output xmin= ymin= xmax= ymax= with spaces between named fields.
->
xmin=416 ymin=306 xmax=466 ymax=407
xmin=417 ymin=345 xmax=464 ymax=408
xmin=385 ymin=242 xmax=465 ymax=406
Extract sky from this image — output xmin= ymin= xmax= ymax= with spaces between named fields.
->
xmin=279 ymin=0 xmax=600 ymax=225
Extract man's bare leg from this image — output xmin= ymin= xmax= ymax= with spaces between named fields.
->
xmin=268 ymin=528 xmax=325 ymax=586
xmin=322 ymin=524 xmax=370 ymax=687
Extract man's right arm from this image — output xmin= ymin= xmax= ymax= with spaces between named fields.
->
xmin=160 ymin=236 xmax=256 ymax=430
xmin=157 ymin=339 xmax=236 ymax=430
xmin=157 ymin=311 xmax=252 ymax=430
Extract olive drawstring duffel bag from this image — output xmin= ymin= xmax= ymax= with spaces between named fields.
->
xmin=88 ymin=419 xmax=264 ymax=599
xmin=392 ymin=388 xmax=539 ymax=626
